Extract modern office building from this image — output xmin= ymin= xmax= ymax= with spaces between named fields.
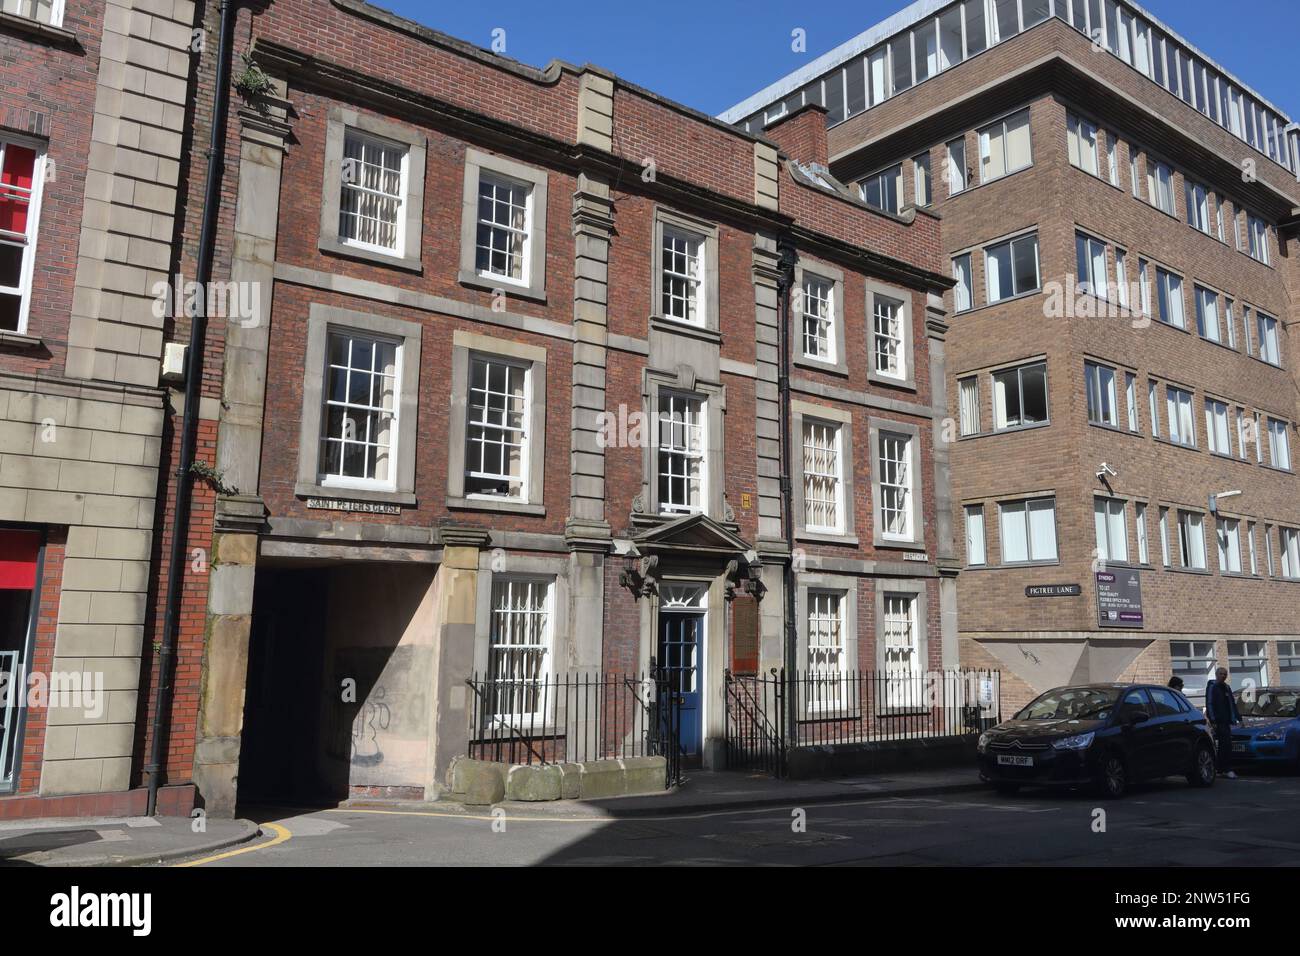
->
xmin=725 ymin=0 xmax=1300 ymax=710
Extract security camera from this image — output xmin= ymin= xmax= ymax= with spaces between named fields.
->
xmin=1096 ymin=462 xmax=1118 ymax=480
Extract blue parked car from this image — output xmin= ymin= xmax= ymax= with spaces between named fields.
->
xmin=1229 ymin=688 xmax=1300 ymax=768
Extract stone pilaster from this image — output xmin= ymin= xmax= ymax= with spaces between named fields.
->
xmin=566 ymin=172 xmax=614 ymax=548
xmin=926 ymin=291 xmax=961 ymax=669
xmin=192 ymin=82 xmax=290 ymax=815
xmin=753 ymin=232 xmax=788 ymax=672
xmin=427 ymin=527 xmax=489 ymax=792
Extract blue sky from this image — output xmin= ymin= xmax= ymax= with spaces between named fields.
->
xmin=381 ymin=0 xmax=1300 ymax=121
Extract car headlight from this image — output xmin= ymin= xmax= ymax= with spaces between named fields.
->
xmin=1052 ymin=732 xmax=1095 ymax=751
xmin=1257 ymin=732 xmax=1284 ymax=741
xmin=977 ymin=733 xmax=990 ymax=753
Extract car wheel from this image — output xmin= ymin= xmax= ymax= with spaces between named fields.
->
xmin=1096 ymin=753 xmax=1127 ymax=799
xmin=1187 ymin=744 xmax=1216 ymax=788
xmin=993 ymin=782 xmax=1020 ymax=796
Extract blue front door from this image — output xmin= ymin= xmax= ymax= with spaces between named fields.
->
xmin=659 ymin=612 xmax=703 ymax=757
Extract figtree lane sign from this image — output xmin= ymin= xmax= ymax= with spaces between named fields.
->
xmin=1096 ymin=569 xmax=1144 ymax=628
xmin=1025 ymin=584 xmax=1082 ymax=597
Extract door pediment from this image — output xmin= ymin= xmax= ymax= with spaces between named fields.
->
xmin=630 ymin=512 xmax=755 ymax=560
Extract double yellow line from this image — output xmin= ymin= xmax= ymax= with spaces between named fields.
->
xmin=173 ymin=822 xmax=292 ymax=867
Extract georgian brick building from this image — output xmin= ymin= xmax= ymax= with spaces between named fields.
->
xmin=0 ymin=0 xmax=201 ymax=816
xmin=144 ymin=0 xmax=962 ymax=813
xmin=727 ymin=0 xmax=1300 ymax=712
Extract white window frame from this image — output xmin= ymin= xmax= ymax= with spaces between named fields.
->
xmin=1177 ymin=510 xmax=1208 ymax=570
xmin=978 ymin=108 xmax=1032 ymax=184
xmin=959 ymin=375 xmax=981 ymax=436
xmin=1256 ymin=312 xmax=1281 ymax=366
xmin=946 ymin=137 xmax=968 ymax=195
xmin=965 ymin=503 xmax=987 ymax=566
xmin=1194 ymin=286 xmax=1222 ymax=343
xmin=1135 ymin=501 xmax=1149 ymax=564
xmin=656 ymin=391 xmax=708 ymax=516
xmin=1204 ymin=398 xmax=1230 ymax=456
xmin=3 ymin=0 xmax=65 ymax=29
xmin=801 ymin=273 xmax=837 ymax=364
xmin=985 ymin=232 xmax=1040 ymax=303
xmin=1084 ymin=361 xmax=1118 ymax=427
xmin=1166 ymin=385 xmax=1196 ymax=448
xmin=993 ymin=361 xmax=1049 ymax=431
xmin=998 ymin=497 xmax=1059 ymax=565
xmin=1066 ymin=112 xmax=1099 ymax=177
xmin=1147 ymin=160 xmax=1176 ymax=215
xmin=1281 ymin=527 xmax=1300 ymax=579
xmin=1185 ymin=179 xmax=1211 ymax=234
xmin=860 ymin=163 xmax=903 ymax=214
xmin=486 ymin=576 xmax=554 ymax=725
xmin=1155 ymin=267 xmax=1185 ymax=329
xmin=1268 ymin=418 xmax=1292 ymax=470
xmin=952 ymin=253 xmax=973 ymax=313
xmin=317 ymin=329 xmax=403 ymax=493
xmin=1217 ymin=517 xmax=1243 ymax=574
xmin=1075 ymin=232 xmax=1108 ymax=299
xmin=660 ymin=225 xmax=707 ymax=327
xmin=802 ymin=418 xmax=845 ymax=535
xmin=0 ymin=134 xmax=47 ymax=335
xmin=464 ymin=354 xmax=532 ymax=502
xmin=1094 ymin=496 xmax=1129 ymax=564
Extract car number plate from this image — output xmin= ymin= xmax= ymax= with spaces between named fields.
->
xmin=996 ymin=755 xmax=1033 ymax=767
xmin=1232 ymin=743 xmax=1246 ymax=753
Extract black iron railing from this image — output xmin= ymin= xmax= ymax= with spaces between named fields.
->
xmin=725 ymin=668 xmax=1001 ymax=775
xmin=465 ymin=669 xmax=684 ymax=789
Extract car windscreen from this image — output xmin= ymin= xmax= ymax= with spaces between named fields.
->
xmin=1237 ymin=691 xmax=1300 ymax=718
xmin=1016 ymin=687 xmax=1122 ymax=721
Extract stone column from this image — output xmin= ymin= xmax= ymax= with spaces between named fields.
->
xmin=192 ymin=85 xmax=292 ymax=815
xmin=926 ymin=293 xmax=961 ymax=669
xmin=427 ymin=527 xmax=489 ymax=793
xmin=752 ymin=233 xmax=788 ymax=671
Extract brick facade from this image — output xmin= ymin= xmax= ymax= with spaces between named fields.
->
xmin=141 ymin=0 xmax=959 ymax=813
xmin=732 ymin=8 xmax=1300 ymax=705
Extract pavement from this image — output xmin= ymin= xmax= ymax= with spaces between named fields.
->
xmin=0 ymin=767 xmax=980 ymax=866
xmin=177 ymin=768 xmax=1300 ymax=867
xmin=344 ymin=766 xmax=986 ymax=818
xmin=11 ymin=765 xmax=1300 ymax=866
xmin=0 ymin=814 xmax=259 ymax=867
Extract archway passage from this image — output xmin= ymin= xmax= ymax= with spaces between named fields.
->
xmin=237 ymin=561 xmax=437 ymax=809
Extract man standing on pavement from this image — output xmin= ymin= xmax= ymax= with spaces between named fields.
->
xmin=1205 ymin=667 xmax=1241 ymax=779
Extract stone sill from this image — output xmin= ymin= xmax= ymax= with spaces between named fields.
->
xmin=0 ymin=11 xmax=78 ymax=47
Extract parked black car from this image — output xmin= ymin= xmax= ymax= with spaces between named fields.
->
xmin=977 ymin=683 xmax=1217 ymax=798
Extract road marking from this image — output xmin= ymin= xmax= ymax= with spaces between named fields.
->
xmin=173 ymin=822 xmax=291 ymax=867
xmin=327 ymin=808 xmax=605 ymax=824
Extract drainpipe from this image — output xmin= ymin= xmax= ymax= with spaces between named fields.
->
xmin=774 ymin=234 xmax=799 ymax=747
xmin=146 ymin=0 xmax=237 ymax=817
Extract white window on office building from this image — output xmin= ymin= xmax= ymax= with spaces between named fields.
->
xmin=1177 ymin=510 xmax=1207 ymax=570
xmin=1171 ymin=641 xmax=1217 ymax=700
xmin=1094 ymin=496 xmax=1129 ymax=564
xmin=999 ymin=498 xmax=1058 ymax=564
xmin=1217 ymin=517 xmax=1242 ymax=574
xmin=1227 ymin=641 xmax=1269 ymax=691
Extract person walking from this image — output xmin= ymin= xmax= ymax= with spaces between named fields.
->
xmin=1205 ymin=667 xmax=1241 ymax=779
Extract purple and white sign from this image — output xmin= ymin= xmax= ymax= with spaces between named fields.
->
xmin=1096 ymin=570 xmax=1144 ymax=628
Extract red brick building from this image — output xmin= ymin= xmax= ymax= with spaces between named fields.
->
xmin=143 ymin=0 xmax=963 ymax=812
xmin=727 ymin=0 xmax=1300 ymax=713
